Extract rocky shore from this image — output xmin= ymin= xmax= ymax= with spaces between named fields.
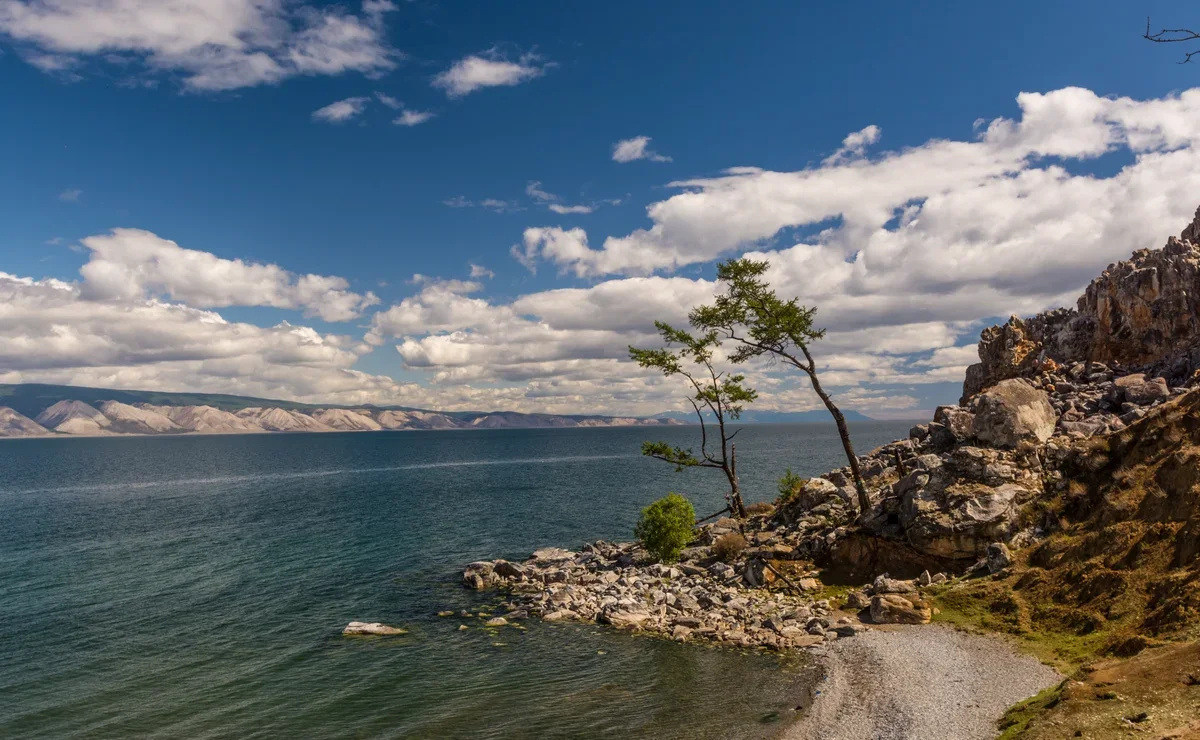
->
xmin=462 ymin=209 xmax=1200 ymax=737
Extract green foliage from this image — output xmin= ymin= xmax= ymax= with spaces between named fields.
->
xmin=689 ymin=259 xmax=825 ymax=368
xmin=629 ymin=321 xmax=757 ymax=420
xmin=634 ymin=493 xmax=696 ymax=563
xmin=776 ymin=468 xmax=805 ymax=504
xmin=711 ymin=532 xmax=748 ymax=562
xmin=640 ymin=441 xmax=701 ymax=471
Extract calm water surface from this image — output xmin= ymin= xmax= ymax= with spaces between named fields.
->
xmin=0 ymin=422 xmax=910 ymax=739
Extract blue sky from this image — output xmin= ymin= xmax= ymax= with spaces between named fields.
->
xmin=3 ymin=0 xmax=1200 ymax=418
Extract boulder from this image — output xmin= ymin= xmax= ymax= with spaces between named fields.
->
xmin=871 ymin=574 xmax=918 ymax=594
xmin=869 ymin=595 xmax=932 ymax=625
xmin=462 ymin=561 xmax=496 ymax=590
xmin=484 ymin=617 xmax=508 ymax=627
xmin=900 ymin=473 xmax=1026 ymax=560
xmin=600 ymin=608 xmax=653 ymax=630
xmin=343 ymin=621 xmax=407 ymax=636
xmin=542 ymin=609 xmax=577 ymax=621
xmin=986 ymin=542 xmax=1014 ymax=573
xmin=493 ymin=560 xmax=526 ymax=580
xmin=933 ymin=405 xmax=975 ymax=441
xmin=972 ymin=380 xmax=1056 ymax=448
xmin=1124 ymin=377 xmax=1170 ymax=406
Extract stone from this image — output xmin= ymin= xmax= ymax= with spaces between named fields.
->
xmin=933 ymin=405 xmax=976 ymax=441
xmin=437 ymin=610 xmax=454 ymax=617
xmin=901 ymin=477 xmax=1025 ymax=560
xmin=493 ymin=560 xmax=526 ymax=580
xmin=462 ymin=561 xmax=495 ymax=590
xmin=485 ymin=617 xmax=508 ymax=627
xmin=869 ymin=595 xmax=932 ymax=625
xmin=458 ymin=624 xmax=469 ymax=631
xmin=1124 ymin=378 xmax=1170 ymax=406
xmin=909 ymin=423 xmax=930 ymax=441
xmin=972 ymin=380 xmax=1056 ymax=448
xmin=542 ymin=609 xmax=577 ymax=621
xmin=671 ymin=625 xmax=693 ymax=641
xmin=918 ymin=570 xmax=932 ymax=586
xmin=343 ymin=621 xmax=408 ymax=636
xmin=872 ymin=575 xmax=917 ymax=594
xmin=845 ymin=591 xmax=871 ymax=610
xmin=986 ymin=542 xmax=1014 ymax=573
xmin=600 ymin=608 xmax=652 ymax=630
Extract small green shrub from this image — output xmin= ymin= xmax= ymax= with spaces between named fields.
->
xmin=712 ymin=532 xmax=748 ymax=562
xmin=634 ymin=493 xmax=696 ymax=563
xmin=744 ymin=501 xmax=774 ymax=516
xmin=776 ymin=468 xmax=805 ymax=504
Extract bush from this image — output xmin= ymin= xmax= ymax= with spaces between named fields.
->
xmin=634 ymin=493 xmax=696 ymax=563
xmin=712 ymin=532 xmax=748 ymax=562
xmin=776 ymin=468 xmax=805 ymax=505
xmin=744 ymin=501 xmax=774 ymax=516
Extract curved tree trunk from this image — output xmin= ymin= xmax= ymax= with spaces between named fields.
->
xmin=806 ymin=369 xmax=870 ymax=516
xmin=727 ymin=443 xmax=746 ymax=518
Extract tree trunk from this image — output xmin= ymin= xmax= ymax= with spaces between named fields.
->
xmin=728 ymin=443 xmax=746 ymax=518
xmin=807 ymin=370 xmax=870 ymax=516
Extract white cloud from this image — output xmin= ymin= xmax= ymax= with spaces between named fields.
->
xmin=0 ymin=0 xmax=399 ymax=91
xmin=469 ymin=263 xmax=494 ymax=279
xmin=57 ymin=187 xmax=81 ymax=202
xmin=548 ymin=204 xmax=593 ymax=214
xmin=521 ymin=88 xmax=1200 ymax=305
xmin=312 ymin=95 xmax=370 ymax=123
xmin=822 ymin=124 xmax=880 ymax=165
xmin=432 ymin=48 xmax=549 ymax=97
xmin=393 ymin=109 xmax=434 ymax=126
xmin=78 ymin=228 xmax=379 ymax=322
xmin=612 ymin=135 xmax=671 ymax=163
xmin=374 ymin=91 xmax=400 ymax=108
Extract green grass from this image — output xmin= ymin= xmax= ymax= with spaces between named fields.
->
xmin=995 ymin=683 xmax=1065 ymax=740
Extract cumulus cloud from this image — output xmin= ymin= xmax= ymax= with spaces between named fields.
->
xmin=469 ymin=263 xmax=494 ymax=279
xmin=78 ymin=228 xmax=379 ymax=321
xmin=312 ymin=96 xmax=370 ymax=123
xmin=612 ymin=135 xmax=671 ymax=163
xmin=432 ymin=48 xmax=549 ymax=97
xmin=0 ymin=0 xmax=399 ymax=91
xmin=393 ymin=109 xmax=434 ymax=126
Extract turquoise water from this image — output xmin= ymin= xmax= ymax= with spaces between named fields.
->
xmin=0 ymin=422 xmax=910 ymax=739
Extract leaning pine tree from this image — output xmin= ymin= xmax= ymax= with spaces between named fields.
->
xmin=690 ymin=258 xmax=870 ymax=516
xmin=630 ymin=322 xmax=757 ymax=519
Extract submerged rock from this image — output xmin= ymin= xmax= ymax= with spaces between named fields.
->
xmin=343 ymin=621 xmax=407 ymax=635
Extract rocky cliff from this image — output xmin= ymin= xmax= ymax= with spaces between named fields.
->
xmin=963 ymin=206 xmax=1200 ymax=401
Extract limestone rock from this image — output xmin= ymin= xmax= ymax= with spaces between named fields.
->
xmin=462 ymin=561 xmax=496 ymax=589
xmin=972 ymin=380 xmax=1056 ymax=448
xmin=600 ymin=608 xmax=652 ymax=630
xmin=869 ymin=594 xmax=931 ymax=625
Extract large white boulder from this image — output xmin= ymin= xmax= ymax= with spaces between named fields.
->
xmin=972 ymin=380 xmax=1056 ymax=448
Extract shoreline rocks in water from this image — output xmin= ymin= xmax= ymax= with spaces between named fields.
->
xmin=342 ymin=621 xmax=407 ymax=636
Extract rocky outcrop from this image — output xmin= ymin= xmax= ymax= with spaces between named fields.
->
xmin=0 ymin=407 xmax=50 ymax=437
xmin=35 ymin=400 xmax=114 ymax=435
xmin=868 ymin=594 xmax=931 ymax=625
xmin=964 ymin=209 xmax=1200 ymax=400
xmin=970 ymin=380 xmax=1056 ymax=448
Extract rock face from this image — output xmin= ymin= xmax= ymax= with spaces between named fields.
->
xmin=964 ymin=210 xmax=1200 ymax=400
xmin=35 ymin=400 xmax=114 ymax=435
xmin=971 ymin=380 xmax=1056 ymax=448
xmin=0 ymin=407 xmax=50 ymax=437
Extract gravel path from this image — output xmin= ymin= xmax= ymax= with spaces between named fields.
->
xmin=785 ymin=625 xmax=1061 ymax=740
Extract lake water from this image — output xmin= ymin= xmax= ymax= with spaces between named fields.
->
xmin=0 ymin=421 xmax=911 ymax=739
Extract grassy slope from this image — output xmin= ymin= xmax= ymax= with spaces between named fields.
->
xmin=923 ymin=390 xmax=1200 ymax=738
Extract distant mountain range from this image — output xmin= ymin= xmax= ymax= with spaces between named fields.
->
xmin=0 ymin=383 xmax=683 ymax=438
xmin=652 ymin=408 xmax=874 ymax=424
